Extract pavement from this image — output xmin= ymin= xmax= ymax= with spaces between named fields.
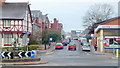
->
xmin=91 ymin=51 xmax=118 ymax=59
xmin=89 ymin=46 xmax=118 ymax=59
xmin=37 ymin=44 xmax=55 ymax=56
xmin=89 ymin=44 xmax=119 ymax=59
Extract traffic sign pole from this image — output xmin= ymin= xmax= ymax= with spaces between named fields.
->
xmin=116 ymin=49 xmax=119 ymax=57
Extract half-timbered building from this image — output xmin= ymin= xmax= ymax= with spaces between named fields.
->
xmin=0 ymin=2 xmax=32 ymax=47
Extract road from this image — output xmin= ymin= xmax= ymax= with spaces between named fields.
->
xmin=29 ymin=40 xmax=118 ymax=66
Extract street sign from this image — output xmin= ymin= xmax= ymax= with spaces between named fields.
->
xmin=0 ymin=52 xmax=2 ymax=58
xmin=1 ymin=52 xmax=13 ymax=59
xmin=26 ymin=32 xmax=30 ymax=35
xmin=50 ymin=38 xmax=52 ymax=41
xmin=1 ymin=52 xmax=5 ymax=58
xmin=91 ymin=34 xmax=94 ymax=37
xmin=18 ymin=51 xmax=31 ymax=58
xmin=18 ymin=52 xmax=22 ymax=58
xmin=31 ymin=51 xmax=35 ymax=58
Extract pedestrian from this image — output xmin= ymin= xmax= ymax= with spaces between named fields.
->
xmin=94 ymin=43 xmax=97 ymax=51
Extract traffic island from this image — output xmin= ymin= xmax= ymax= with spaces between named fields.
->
xmin=0 ymin=58 xmax=48 ymax=65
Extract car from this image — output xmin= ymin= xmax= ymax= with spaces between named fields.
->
xmin=55 ymin=43 xmax=64 ymax=49
xmin=82 ymin=43 xmax=90 ymax=51
xmin=81 ymin=41 xmax=87 ymax=46
xmin=62 ymin=39 xmax=70 ymax=46
xmin=68 ymin=43 xmax=76 ymax=50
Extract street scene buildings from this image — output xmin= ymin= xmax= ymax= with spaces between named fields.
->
xmin=0 ymin=0 xmax=119 ymax=67
xmin=0 ymin=1 xmax=32 ymax=47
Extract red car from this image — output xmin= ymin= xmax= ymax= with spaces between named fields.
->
xmin=55 ymin=43 xmax=64 ymax=49
xmin=68 ymin=43 xmax=76 ymax=50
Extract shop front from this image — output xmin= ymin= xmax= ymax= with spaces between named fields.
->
xmin=95 ymin=25 xmax=120 ymax=53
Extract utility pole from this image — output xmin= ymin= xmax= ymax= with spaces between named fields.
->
xmin=26 ymin=4 xmax=30 ymax=51
xmin=44 ymin=26 xmax=48 ymax=50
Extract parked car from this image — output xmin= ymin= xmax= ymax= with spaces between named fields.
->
xmin=55 ymin=43 xmax=64 ymax=49
xmin=82 ymin=43 xmax=90 ymax=51
xmin=68 ymin=43 xmax=76 ymax=50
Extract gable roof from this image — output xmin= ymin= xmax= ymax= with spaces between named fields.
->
xmin=93 ymin=16 xmax=120 ymax=27
xmin=31 ymin=10 xmax=43 ymax=20
xmin=0 ymin=2 xmax=28 ymax=19
xmin=83 ymin=16 xmax=120 ymax=34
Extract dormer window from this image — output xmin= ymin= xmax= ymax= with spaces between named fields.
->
xmin=3 ymin=20 xmax=10 ymax=27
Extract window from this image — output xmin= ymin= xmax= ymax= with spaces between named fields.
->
xmin=11 ymin=20 xmax=14 ymax=25
xmin=109 ymin=38 xmax=113 ymax=44
xmin=104 ymin=30 xmax=120 ymax=36
xmin=4 ymin=33 xmax=12 ymax=44
xmin=19 ymin=20 xmax=22 ymax=25
xmin=3 ymin=20 xmax=11 ymax=27
xmin=0 ymin=20 xmax=2 ymax=25
xmin=109 ymin=38 xmax=120 ymax=45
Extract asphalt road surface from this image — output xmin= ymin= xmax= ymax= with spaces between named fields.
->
xmin=30 ymin=40 xmax=118 ymax=66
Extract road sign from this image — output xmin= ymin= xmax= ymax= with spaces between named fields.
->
xmin=1 ymin=52 xmax=13 ymax=59
xmin=18 ymin=52 xmax=22 ymax=58
xmin=50 ymin=38 xmax=52 ymax=41
xmin=91 ymin=34 xmax=94 ymax=37
xmin=1 ymin=52 xmax=5 ymax=58
xmin=26 ymin=32 xmax=30 ymax=35
xmin=0 ymin=52 xmax=2 ymax=58
xmin=18 ymin=52 xmax=31 ymax=58
xmin=31 ymin=51 xmax=35 ymax=58
xmin=7 ymin=52 xmax=11 ymax=58
xmin=25 ymin=52 xmax=29 ymax=57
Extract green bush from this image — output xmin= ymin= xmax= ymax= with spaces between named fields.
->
xmin=1 ymin=45 xmax=38 ymax=51
xmin=28 ymin=45 xmax=38 ymax=51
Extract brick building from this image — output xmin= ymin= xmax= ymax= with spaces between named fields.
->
xmin=31 ymin=10 xmax=42 ymax=41
xmin=50 ymin=18 xmax=63 ymax=34
xmin=95 ymin=17 xmax=120 ymax=52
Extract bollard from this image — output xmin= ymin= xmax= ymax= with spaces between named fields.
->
xmin=116 ymin=49 xmax=119 ymax=57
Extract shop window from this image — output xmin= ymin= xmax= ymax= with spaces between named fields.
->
xmin=109 ymin=38 xmax=120 ymax=45
xmin=104 ymin=30 xmax=120 ymax=36
xmin=109 ymin=38 xmax=113 ymax=44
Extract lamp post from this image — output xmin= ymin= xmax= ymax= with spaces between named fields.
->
xmin=112 ymin=37 xmax=116 ymax=56
xmin=44 ymin=26 xmax=48 ymax=50
xmin=26 ymin=4 xmax=31 ymax=51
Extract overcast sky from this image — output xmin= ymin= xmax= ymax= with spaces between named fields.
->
xmin=6 ymin=0 xmax=119 ymax=32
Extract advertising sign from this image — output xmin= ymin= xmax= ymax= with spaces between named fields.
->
xmin=104 ymin=38 xmax=120 ymax=49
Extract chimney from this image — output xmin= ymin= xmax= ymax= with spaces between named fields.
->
xmin=0 ymin=0 xmax=5 ymax=5
xmin=54 ymin=18 xmax=57 ymax=24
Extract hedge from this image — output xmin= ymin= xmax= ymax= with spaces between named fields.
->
xmin=1 ymin=45 xmax=39 ymax=51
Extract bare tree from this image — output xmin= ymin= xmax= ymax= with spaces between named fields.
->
xmin=82 ymin=4 xmax=114 ymax=27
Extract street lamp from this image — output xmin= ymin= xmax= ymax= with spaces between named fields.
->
xmin=32 ymin=22 xmax=35 ymax=35
xmin=44 ymin=26 xmax=48 ymax=50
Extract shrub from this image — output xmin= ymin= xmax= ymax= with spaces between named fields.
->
xmin=28 ymin=45 xmax=38 ymax=51
xmin=1 ymin=45 xmax=38 ymax=51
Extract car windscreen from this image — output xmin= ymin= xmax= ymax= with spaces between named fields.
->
xmin=69 ymin=44 xmax=75 ymax=46
xmin=56 ymin=44 xmax=62 ymax=45
xmin=82 ymin=41 xmax=87 ymax=43
xmin=83 ymin=44 xmax=90 ymax=47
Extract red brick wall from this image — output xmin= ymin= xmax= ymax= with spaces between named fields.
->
xmin=51 ymin=18 xmax=62 ymax=33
